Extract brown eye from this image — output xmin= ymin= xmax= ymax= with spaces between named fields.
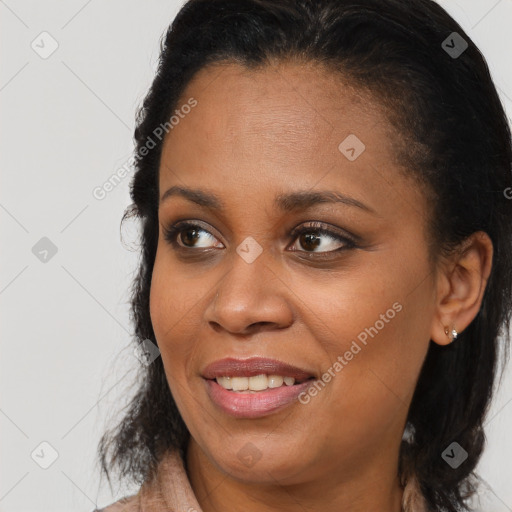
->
xmin=298 ymin=232 xmax=322 ymax=252
xmin=289 ymin=222 xmax=356 ymax=253
xmin=180 ymin=226 xmax=202 ymax=247
xmin=163 ymin=222 xmax=223 ymax=249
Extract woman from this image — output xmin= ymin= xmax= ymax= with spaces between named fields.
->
xmin=94 ymin=0 xmax=512 ymax=511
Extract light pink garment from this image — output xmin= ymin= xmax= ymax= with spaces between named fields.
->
xmin=95 ymin=449 xmax=429 ymax=512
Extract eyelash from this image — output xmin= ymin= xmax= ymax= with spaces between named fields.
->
xmin=162 ymin=220 xmax=357 ymax=255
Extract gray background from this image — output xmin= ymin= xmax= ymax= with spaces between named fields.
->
xmin=1 ymin=1 xmax=511 ymax=511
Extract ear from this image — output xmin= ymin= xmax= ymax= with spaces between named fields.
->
xmin=430 ymin=231 xmax=493 ymax=346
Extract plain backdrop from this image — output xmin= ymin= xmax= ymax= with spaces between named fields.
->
xmin=1 ymin=1 xmax=511 ymax=511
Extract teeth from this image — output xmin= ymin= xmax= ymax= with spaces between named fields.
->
xmin=268 ymin=375 xmax=284 ymax=388
xmin=216 ymin=374 xmax=297 ymax=392
xmin=231 ymin=376 xmax=249 ymax=391
xmin=249 ymin=374 xmax=268 ymax=391
xmin=216 ymin=376 xmax=233 ymax=390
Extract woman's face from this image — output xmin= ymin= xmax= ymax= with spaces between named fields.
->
xmin=150 ymin=60 xmax=437 ymax=485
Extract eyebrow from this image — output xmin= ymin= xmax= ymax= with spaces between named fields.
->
xmin=159 ymin=185 xmax=376 ymax=214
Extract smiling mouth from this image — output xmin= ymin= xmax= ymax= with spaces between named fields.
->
xmin=201 ymin=357 xmax=317 ymax=417
xmin=204 ymin=376 xmax=316 ymax=419
xmin=209 ymin=374 xmax=315 ymax=392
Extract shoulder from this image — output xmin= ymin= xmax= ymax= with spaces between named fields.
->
xmin=92 ymin=494 xmax=139 ymax=512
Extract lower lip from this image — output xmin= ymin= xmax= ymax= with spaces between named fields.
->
xmin=204 ymin=378 xmax=314 ymax=418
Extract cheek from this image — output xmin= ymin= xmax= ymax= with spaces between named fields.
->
xmin=149 ymin=255 xmax=189 ymax=372
xmin=150 ymin=247 xmax=196 ymax=338
xmin=149 ymin=260 xmax=199 ymax=418
xmin=293 ymin=253 xmax=432 ymax=423
xmin=149 ymin=257 xmax=173 ymax=346
xmin=296 ymin=303 xmax=427 ymax=464
xmin=149 ymin=251 xmax=212 ymax=382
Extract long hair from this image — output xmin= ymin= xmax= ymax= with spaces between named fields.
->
xmin=97 ymin=1 xmax=512 ymax=510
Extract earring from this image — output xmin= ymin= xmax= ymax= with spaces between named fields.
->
xmin=444 ymin=326 xmax=458 ymax=342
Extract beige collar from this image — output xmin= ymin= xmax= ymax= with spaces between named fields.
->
xmin=101 ymin=449 xmax=429 ymax=512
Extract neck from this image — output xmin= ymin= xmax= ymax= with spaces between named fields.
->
xmin=185 ymin=439 xmax=404 ymax=512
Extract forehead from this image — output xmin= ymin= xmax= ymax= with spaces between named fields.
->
xmin=168 ymin=59 xmax=387 ymax=156
xmin=158 ymin=60 xmax=425 ymax=224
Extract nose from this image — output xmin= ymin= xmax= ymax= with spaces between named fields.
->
xmin=205 ymin=252 xmax=294 ymax=336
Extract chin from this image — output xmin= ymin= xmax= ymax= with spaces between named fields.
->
xmin=206 ymin=442 xmax=310 ymax=485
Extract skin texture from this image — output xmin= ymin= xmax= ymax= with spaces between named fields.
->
xmin=149 ymin=60 xmax=493 ymax=512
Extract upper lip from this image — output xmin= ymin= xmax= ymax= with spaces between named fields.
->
xmin=202 ymin=357 xmax=315 ymax=381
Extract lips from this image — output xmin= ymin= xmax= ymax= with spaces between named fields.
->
xmin=201 ymin=357 xmax=315 ymax=382
xmin=201 ymin=357 xmax=317 ymax=418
